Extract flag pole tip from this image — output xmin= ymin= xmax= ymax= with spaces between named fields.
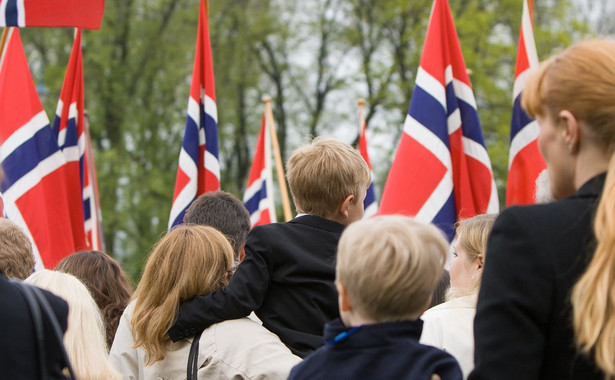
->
xmin=262 ymin=95 xmax=272 ymax=103
xmin=357 ymin=98 xmax=366 ymax=106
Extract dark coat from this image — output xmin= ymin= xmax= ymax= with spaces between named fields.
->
xmin=0 ymin=272 xmax=69 ymax=379
xmin=287 ymin=318 xmax=463 ymax=380
xmin=168 ymin=215 xmax=344 ymax=358
xmin=469 ymin=174 xmax=605 ymax=380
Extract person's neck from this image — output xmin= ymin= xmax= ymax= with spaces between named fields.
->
xmin=574 ymin=148 xmax=609 ymax=190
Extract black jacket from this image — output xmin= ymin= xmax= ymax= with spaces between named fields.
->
xmin=469 ymin=174 xmax=605 ymax=380
xmin=168 ymin=215 xmax=344 ymax=357
xmin=288 ymin=318 xmax=462 ymax=380
xmin=0 ymin=272 xmax=69 ymax=379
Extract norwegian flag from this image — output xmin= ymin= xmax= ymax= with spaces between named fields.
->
xmin=168 ymin=0 xmax=220 ymax=229
xmin=379 ymin=0 xmax=499 ymax=240
xmin=52 ymin=28 xmax=104 ymax=251
xmin=0 ymin=0 xmax=105 ymax=29
xmin=243 ymin=111 xmax=276 ymax=227
xmin=358 ymin=106 xmax=378 ymax=218
xmin=506 ymin=0 xmax=544 ymax=206
xmin=0 ymin=28 xmax=77 ymax=269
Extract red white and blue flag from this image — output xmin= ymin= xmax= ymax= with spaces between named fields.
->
xmin=506 ymin=0 xmax=544 ymax=206
xmin=168 ymin=0 xmax=220 ymax=229
xmin=379 ymin=0 xmax=499 ymax=240
xmin=0 ymin=28 xmax=78 ymax=268
xmin=52 ymin=28 xmax=104 ymax=251
xmin=0 ymin=0 xmax=105 ymax=29
xmin=243 ymin=111 xmax=276 ymax=227
xmin=358 ymin=107 xmax=378 ymax=218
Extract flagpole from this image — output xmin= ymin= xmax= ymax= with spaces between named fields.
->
xmin=0 ymin=28 xmax=10 ymax=61
xmin=357 ymin=98 xmax=366 ymax=131
xmin=263 ymin=96 xmax=293 ymax=222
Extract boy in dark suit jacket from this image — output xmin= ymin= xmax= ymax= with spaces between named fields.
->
xmin=287 ymin=216 xmax=462 ymax=380
xmin=168 ymin=137 xmax=371 ymax=357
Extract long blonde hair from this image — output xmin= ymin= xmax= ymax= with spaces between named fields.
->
xmin=131 ymin=225 xmax=234 ymax=364
xmin=572 ymin=153 xmax=615 ymax=379
xmin=26 ymin=270 xmax=121 ymax=380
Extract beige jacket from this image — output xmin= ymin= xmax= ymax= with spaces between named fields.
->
xmin=109 ymin=301 xmax=301 ymax=380
xmin=420 ymin=295 xmax=477 ymax=379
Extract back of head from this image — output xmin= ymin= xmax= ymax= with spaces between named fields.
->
xmin=183 ymin=191 xmax=251 ymax=257
xmin=132 ymin=224 xmax=234 ymax=364
xmin=336 ymin=215 xmax=448 ymax=322
xmin=25 ymin=270 xmax=120 ymax=380
xmin=522 ymin=39 xmax=615 ymax=154
xmin=0 ymin=218 xmax=34 ymax=280
xmin=286 ymin=137 xmax=370 ymax=218
xmin=55 ymin=250 xmax=133 ymax=349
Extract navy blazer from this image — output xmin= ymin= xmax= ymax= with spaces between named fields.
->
xmin=470 ymin=174 xmax=605 ymax=380
xmin=288 ymin=318 xmax=463 ymax=380
xmin=0 ymin=273 xmax=69 ymax=379
xmin=169 ymin=215 xmax=344 ymax=357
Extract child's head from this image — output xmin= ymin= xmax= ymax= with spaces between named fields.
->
xmin=286 ymin=137 xmax=371 ymax=224
xmin=336 ymin=215 xmax=448 ymax=324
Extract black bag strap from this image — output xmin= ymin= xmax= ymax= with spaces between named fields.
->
xmin=13 ymin=280 xmax=78 ymax=380
xmin=187 ymin=331 xmax=203 ymax=380
xmin=13 ymin=280 xmax=48 ymax=380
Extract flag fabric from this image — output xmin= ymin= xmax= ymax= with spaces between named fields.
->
xmin=168 ymin=0 xmax=220 ymax=229
xmin=358 ymin=109 xmax=378 ymax=218
xmin=0 ymin=28 xmax=77 ymax=269
xmin=505 ymin=0 xmax=544 ymax=206
xmin=52 ymin=28 xmax=104 ymax=251
xmin=243 ymin=111 xmax=276 ymax=227
xmin=0 ymin=0 xmax=105 ymax=29
xmin=379 ymin=0 xmax=499 ymax=240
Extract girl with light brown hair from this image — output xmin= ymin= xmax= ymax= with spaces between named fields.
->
xmin=109 ymin=224 xmax=299 ymax=379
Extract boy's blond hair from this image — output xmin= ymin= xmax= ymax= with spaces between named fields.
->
xmin=286 ymin=137 xmax=371 ymax=218
xmin=337 ymin=215 xmax=448 ymax=321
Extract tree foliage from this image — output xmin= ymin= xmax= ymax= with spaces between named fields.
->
xmin=17 ymin=0 xmax=596 ymax=280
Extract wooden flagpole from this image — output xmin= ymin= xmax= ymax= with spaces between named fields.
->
xmin=263 ymin=96 xmax=293 ymax=221
xmin=0 ymin=28 xmax=11 ymax=63
xmin=357 ymin=98 xmax=366 ymax=130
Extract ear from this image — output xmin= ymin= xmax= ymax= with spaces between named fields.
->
xmin=339 ymin=195 xmax=355 ymax=219
xmin=476 ymin=254 xmax=484 ymax=270
xmin=239 ymin=246 xmax=246 ymax=262
xmin=558 ymin=110 xmax=580 ymax=154
xmin=336 ymin=282 xmax=352 ymax=312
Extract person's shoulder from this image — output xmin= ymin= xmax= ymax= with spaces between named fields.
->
xmin=287 ymin=346 xmax=327 ymax=380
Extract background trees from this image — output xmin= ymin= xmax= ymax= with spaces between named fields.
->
xmin=19 ymin=0 xmax=597 ymax=280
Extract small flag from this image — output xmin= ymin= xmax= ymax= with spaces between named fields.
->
xmin=0 ymin=28 xmax=77 ymax=268
xmin=0 ymin=0 xmax=105 ymax=29
xmin=379 ymin=0 xmax=499 ymax=240
xmin=243 ymin=111 xmax=276 ymax=227
xmin=52 ymin=28 xmax=104 ymax=251
xmin=168 ymin=0 xmax=220 ymax=229
xmin=357 ymin=103 xmax=378 ymax=218
xmin=505 ymin=0 xmax=545 ymax=206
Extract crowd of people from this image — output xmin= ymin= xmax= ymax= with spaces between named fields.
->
xmin=1 ymin=38 xmax=615 ymax=380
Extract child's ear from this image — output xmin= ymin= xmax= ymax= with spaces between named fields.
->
xmin=336 ymin=282 xmax=352 ymax=312
xmin=339 ymin=195 xmax=355 ymax=218
xmin=476 ymin=254 xmax=484 ymax=270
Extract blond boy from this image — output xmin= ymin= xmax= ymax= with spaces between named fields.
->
xmin=288 ymin=216 xmax=463 ymax=380
xmin=169 ymin=137 xmax=371 ymax=357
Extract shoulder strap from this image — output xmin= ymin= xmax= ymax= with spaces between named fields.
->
xmin=12 ymin=280 xmax=48 ymax=380
xmin=187 ymin=331 xmax=203 ymax=380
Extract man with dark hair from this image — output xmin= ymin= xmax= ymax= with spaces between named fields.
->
xmin=183 ymin=191 xmax=251 ymax=261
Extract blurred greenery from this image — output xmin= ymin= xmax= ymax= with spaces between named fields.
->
xmin=17 ymin=0 xmax=596 ymax=282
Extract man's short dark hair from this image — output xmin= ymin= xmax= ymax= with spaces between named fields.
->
xmin=183 ymin=191 xmax=251 ymax=257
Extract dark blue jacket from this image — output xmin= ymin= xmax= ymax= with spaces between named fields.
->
xmin=287 ymin=318 xmax=463 ymax=380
